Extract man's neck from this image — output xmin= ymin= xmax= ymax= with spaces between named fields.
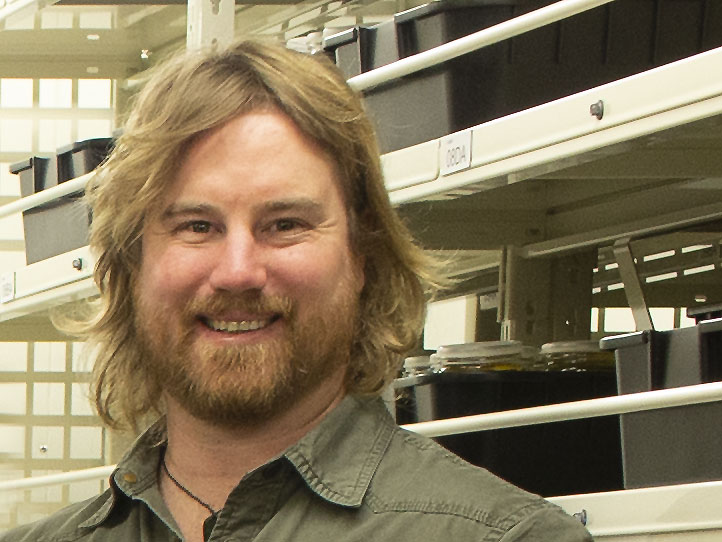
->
xmin=161 ymin=370 xmax=347 ymax=510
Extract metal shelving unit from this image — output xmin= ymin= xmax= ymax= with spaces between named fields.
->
xmin=383 ymin=42 xmax=722 ymax=257
xmin=5 ymin=41 xmax=722 ymax=331
xmin=2 ymin=0 xmax=722 ymax=536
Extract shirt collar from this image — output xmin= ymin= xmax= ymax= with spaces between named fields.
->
xmin=283 ymin=395 xmax=396 ymax=508
xmin=78 ymin=418 xmax=169 ymax=529
xmin=79 ymin=395 xmax=396 ymax=528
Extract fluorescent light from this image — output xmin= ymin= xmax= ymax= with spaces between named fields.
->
xmin=643 ymin=250 xmax=675 ymax=262
xmin=646 ymin=272 xmax=678 ymax=283
xmin=684 ymin=265 xmax=716 ymax=276
xmin=681 ymin=244 xmax=713 ymax=253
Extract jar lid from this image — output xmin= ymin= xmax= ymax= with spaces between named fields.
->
xmin=403 ymin=356 xmax=432 ymax=370
xmin=431 ymin=341 xmax=539 ymax=363
xmin=436 ymin=341 xmax=528 ymax=359
xmin=540 ymin=340 xmax=602 ymax=355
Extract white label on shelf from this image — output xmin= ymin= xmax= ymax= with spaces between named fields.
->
xmin=0 ymin=272 xmax=15 ymax=304
xmin=440 ymin=129 xmax=472 ymax=176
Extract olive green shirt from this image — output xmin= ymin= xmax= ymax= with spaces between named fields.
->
xmin=2 ymin=396 xmax=592 ymax=542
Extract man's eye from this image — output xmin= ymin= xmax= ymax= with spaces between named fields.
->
xmin=274 ymin=219 xmax=299 ymax=232
xmin=190 ymin=221 xmax=211 ymax=234
xmin=176 ymin=221 xmax=212 ymax=235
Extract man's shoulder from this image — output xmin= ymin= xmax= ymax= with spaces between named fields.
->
xmin=368 ymin=426 xmax=590 ymax=539
xmin=0 ymin=490 xmax=112 ymax=542
xmin=373 ymin=427 xmax=543 ymax=511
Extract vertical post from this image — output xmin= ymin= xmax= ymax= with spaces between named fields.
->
xmin=499 ymin=245 xmax=552 ymax=346
xmin=613 ymin=238 xmax=654 ymax=331
xmin=187 ymin=0 xmax=235 ymax=51
xmin=549 ymin=249 xmax=597 ymax=340
xmin=499 ymin=246 xmax=597 ymax=345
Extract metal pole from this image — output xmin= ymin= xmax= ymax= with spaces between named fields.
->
xmin=402 ymin=381 xmax=722 ymax=437
xmin=0 ymin=173 xmax=89 ymax=220
xmin=0 ymin=465 xmax=115 ymax=492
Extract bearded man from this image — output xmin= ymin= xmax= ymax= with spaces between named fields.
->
xmin=2 ymin=40 xmax=593 ymax=542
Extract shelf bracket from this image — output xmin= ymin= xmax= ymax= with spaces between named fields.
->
xmin=613 ymin=238 xmax=653 ymax=331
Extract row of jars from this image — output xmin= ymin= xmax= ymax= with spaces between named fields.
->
xmin=402 ymin=340 xmax=616 ymax=377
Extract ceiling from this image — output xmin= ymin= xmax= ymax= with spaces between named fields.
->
xmin=0 ymin=0 xmax=416 ymax=80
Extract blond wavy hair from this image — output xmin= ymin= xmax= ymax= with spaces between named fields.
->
xmin=71 ymin=39 xmax=443 ymax=429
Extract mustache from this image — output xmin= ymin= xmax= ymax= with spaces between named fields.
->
xmin=182 ymin=291 xmax=295 ymax=319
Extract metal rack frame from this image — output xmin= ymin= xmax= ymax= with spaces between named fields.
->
xmin=2 ymin=0 xmax=722 ymax=536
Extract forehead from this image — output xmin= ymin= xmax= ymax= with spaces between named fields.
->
xmin=153 ymin=110 xmax=348 ymax=216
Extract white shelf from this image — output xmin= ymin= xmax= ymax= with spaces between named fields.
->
xmin=385 ymin=45 xmax=722 ymax=207
xmin=0 ymin=246 xmax=97 ymax=341
xmin=550 ymin=480 xmax=722 ymax=540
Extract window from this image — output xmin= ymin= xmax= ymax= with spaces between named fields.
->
xmin=77 ymin=79 xmax=112 ymax=109
xmin=0 ymin=79 xmax=33 ymax=108
xmin=39 ymin=79 xmax=72 ymax=108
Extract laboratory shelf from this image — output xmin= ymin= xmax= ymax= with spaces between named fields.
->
xmin=551 ymin=480 xmax=722 ymax=540
xmin=0 ymin=246 xmax=96 ymax=341
xmin=386 ymin=44 xmax=722 ymax=257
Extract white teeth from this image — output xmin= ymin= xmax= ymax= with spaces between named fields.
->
xmin=207 ymin=318 xmax=270 ymax=333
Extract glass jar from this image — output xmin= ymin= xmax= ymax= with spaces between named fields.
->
xmin=401 ymin=355 xmax=439 ymax=377
xmin=434 ymin=341 xmax=538 ymax=372
xmin=536 ymin=340 xmax=615 ymax=372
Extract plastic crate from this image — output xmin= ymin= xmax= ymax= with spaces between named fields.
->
xmin=12 ymin=156 xmax=57 ymax=198
xmin=687 ymin=303 xmax=722 ymax=324
xmin=396 ymin=370 xmax=623 ymax=497
xmin=324 ymin=0 xmax=722 ymax=153
xmin=56 ymin=138 xmax=113 ymax=183
xmin=325 ymin=1 xmax=514 ymax=153
xmin=10 ymin=138 xmax=112 ymax=264
xmin=601 ymin=323 xmax=722 ymax=489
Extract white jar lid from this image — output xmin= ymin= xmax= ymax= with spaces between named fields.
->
xmin=436 ymin=340 xmax=525 ymax=359
xmin=540 ymin=340 xmax=602 ymax=355
xmin=403 ymin=356 xmax=432 ymax=370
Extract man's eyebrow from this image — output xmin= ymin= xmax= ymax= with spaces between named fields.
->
xmin=159 ymin=203 xmax=219 ymax=221
xmin=260 ymin=198 xmax=325 ymax=214
xmin=157 ymin=199 xmax=326 ymax=221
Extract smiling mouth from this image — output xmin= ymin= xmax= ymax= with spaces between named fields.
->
xmin=200 ymin=316 xmax=279 ymax=333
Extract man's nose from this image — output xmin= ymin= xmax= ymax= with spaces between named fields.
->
xmin=207 ymin=231 xmax=267 ymax=292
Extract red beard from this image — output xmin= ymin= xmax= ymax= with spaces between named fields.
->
xmin=134 ymin=286 xmax=358 ymax=427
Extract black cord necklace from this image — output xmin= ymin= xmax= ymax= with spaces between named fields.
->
xmin=161 ymin=456 xmax=220 ymax=517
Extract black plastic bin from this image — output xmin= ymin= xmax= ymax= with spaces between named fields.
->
xmin=395 ymin=370 xmax=623 ymax=497
xmin=324 ymin=0 xmax=722 ymax=153
xmin=325 ymin=1 xmax=514 ymax=153
xmin=688 ymin=303 xmax=722 ymax=324
xmin=56 ymin=138 xmax=113 ymax=183
xmin=601 ymin=321 xmax=722 ymax=489
xmin=10 ymin=138 xmax=112 ymax=264
xmin=14 ymin=156 xmax=57 ymax=199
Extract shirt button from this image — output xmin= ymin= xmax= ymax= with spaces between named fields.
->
xmin=122 ymin=472 xmax=138 ymax=484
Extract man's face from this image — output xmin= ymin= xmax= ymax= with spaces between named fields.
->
xmin=133 ymin=110 xmax=365 ymax=426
